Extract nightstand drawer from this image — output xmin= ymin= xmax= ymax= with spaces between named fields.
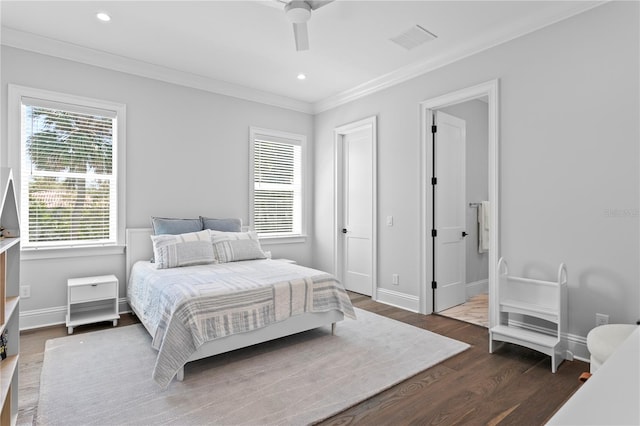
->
xmin=69 ymin=281 xmax=116 ymax=303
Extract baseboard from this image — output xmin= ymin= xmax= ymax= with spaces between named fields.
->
xmin=20 ymin=297 xmax=591 ymax=362
xmin=20 ymin=298 xmax=131 ymax=331
xmin=20 ymin=305 xmax=67 ymax=330
xmin=568 ymin=339 xmax=590 ymax=363
xmin=466 ymin=279 xmax=488 ymax=298
xmin=375 ymin=288 xmax=420 ymax=313
xmin=507 ymin=319 xmax=589 ymax=362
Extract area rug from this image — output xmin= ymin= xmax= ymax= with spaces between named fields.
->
xmin=36 ymin=308 xmax=469 ymax=425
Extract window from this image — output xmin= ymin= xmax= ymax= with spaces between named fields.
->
xmin=250 ymin=127 xmax=306 ymax=240
xmin=11 ymin=85 xmax=125 ymax=251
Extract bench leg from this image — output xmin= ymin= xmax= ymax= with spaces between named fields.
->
xmin=176 ymin=367 xmax=184 ymax=381
xmin=331 ymin=322 xmax=336 ymax=335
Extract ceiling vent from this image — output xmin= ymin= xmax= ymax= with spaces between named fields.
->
xmin=390 ymin=25 xmax=437 ymax=51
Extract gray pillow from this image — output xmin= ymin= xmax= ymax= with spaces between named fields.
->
xmin=201 ymin=217 xmax=242 ymax=232
xmin=151 ymin=230 xmax=215 ymax=269
xmin=210 ymin=231 xmax=266 ymax=263
xmin=151 ymin=217 xmax=203 ymax=235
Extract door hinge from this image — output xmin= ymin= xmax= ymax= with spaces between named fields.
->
xmin=431 ymin=125 xmax=437 ymax=133
xmin=431 ymin=177 xmax=437 ymax=185
xmin=431 ymin=229 xmax=437 ymax=237
xmin=431 ymin=281 xmax=437 ymax=289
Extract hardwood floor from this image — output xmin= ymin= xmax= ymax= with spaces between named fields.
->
xmin=320 ymin=293 xmax=587 ymax=425
xmin=17 ymin=293 xmax=587 ymax=425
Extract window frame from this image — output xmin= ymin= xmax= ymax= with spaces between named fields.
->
xmin=8 ymin=84 xmax=126 ymax=259
xmin=249 ymin=127 xmax=308 ymax=245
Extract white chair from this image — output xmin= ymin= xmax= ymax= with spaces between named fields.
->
xmin=586 ymin=323 xmax=638 ymax=373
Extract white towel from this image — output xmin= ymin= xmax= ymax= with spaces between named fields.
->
xmin=478 ymin=201 xmax=490 ymax=253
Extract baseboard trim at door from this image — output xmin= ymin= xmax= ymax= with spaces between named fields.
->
xmin=376 ymin=288 xmax=420 ymax=313
xmin=20 ymin=298 xmax=131 ymax=330
xmin=466 ymin=279 xmax=488 ymax=298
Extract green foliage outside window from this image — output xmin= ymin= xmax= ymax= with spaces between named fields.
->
xmin=24 ymin=106 xmax=115 ymax=244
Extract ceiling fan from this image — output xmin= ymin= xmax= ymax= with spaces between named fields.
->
xmin=277 ymin=0 xmax=335 ymax=51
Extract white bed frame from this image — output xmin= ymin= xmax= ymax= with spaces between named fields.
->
xmin=125 ymin=228 xmax=344 ymax=382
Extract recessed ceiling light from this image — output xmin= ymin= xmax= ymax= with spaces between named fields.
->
xmin=297 ymin=73 xmax=307 ymax=80
xmin=96 ymin=12 xmax=111 ymax=22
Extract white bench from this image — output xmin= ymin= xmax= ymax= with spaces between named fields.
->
xmin=489 ymin=257 xmax=567 ymax=372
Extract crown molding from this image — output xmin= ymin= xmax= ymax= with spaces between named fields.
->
xmin=1 ymin=27 xmax=314 ymax=115
xmin=311 ymin=1 xmax=607 ymax=113
xmin=2 ymin=1 xmax=607 ymax=116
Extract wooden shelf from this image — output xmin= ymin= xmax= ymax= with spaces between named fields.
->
xmin=0 ymin=168 xmax=20 ymax=426
xmin=0 ymin=239 xmax=19 ymax=255
xmin=0 ymin=298 xmax=18 ymax=336
xmin=0 ymin=355 xmax=18 ymax=422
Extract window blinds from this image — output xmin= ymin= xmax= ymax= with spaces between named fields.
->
xmin=20 ymin=101 xmax=117 ymax=248
xmin=253 ymin=138 xmax=302 ymax=235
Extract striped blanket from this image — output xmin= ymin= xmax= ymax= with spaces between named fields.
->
xmin=127 ymin=259 xmax=356 ymax=387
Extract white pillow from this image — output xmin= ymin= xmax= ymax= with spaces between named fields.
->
xmin=151 ymin=229 xmax=215 ymax=269
xmin=210 ymin=230 xmax=266 ymax=263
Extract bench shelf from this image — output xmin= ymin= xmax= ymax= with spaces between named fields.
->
xmin=489 ymin=257 xmax=568 ymax=373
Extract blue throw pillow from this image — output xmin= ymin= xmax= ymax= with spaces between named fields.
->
xmin=151 ymin=217 xmax=203 ymax=235
xmin=200 ymin=217 xmax=242 ymax=232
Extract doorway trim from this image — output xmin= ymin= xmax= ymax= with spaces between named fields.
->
xmin=334 ymin=116 xmax=378 ymax=299
xmin=418 ymin=79 xmax=499 ymax=327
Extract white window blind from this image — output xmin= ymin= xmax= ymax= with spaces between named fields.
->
xmin=251 ymin=129 xmax=304 ymax=237
xmin=20 ymin=98 xmax=118 ymax=248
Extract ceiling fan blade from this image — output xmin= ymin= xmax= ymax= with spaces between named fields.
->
xmin=307 ymin=0 xmax=334 ymax=10
xmin=292 ymin=22 xmax=309 ymax=51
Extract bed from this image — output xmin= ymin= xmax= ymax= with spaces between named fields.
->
xmin=125 ymin=228 xmax=356 ymax=388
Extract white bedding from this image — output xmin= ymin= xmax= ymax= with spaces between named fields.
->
xmin=127 ymin=259 xmax=356 ymax=387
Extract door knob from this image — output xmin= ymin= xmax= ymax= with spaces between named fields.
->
xmin=342 ymin=228 xmax=348 ymax=234
xmin=461 ymin=231 xmax=468 ymax=237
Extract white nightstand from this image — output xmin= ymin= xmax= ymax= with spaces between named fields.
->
xmin=66 ymin=274 xmax=120 ymax=334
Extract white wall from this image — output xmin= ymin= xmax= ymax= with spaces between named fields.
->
xmin=313 ymin=1 xmax=639 ymax=347
xmin=2 ymin=2 xmax=638 ymax=348
xmin=1 ymin=46 xmax=314 ymax=327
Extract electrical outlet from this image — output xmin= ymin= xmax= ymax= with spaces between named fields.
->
xmin=595 ymin=313 xmax=609 ymax=327
xmin=392 ymin=274 xmax=399 ymax=285
xmin=20 ymin=285 xmax=31 ymax=299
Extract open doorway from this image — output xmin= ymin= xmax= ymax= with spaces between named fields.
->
xmin=419 ymin=80 xmax=499 ymax=329
xmin=436 ymin=99 xmax=490 ymax=327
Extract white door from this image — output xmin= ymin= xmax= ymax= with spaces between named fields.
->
xmin=434 ymin=111 xmax=467 ymax=311
xmin=339 ymin=125 xmax=374 ymax=295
